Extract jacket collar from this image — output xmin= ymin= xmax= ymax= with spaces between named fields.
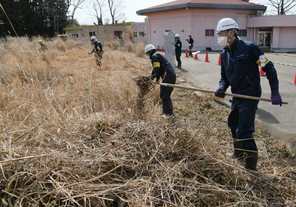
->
xmin=225 ymin=38 xmax=240 ymax=53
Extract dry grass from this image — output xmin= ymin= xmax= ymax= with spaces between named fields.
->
xmin=0 ymin=38 xmax=295 ymax=207
xmin=106 ymin=40 xmax=145 ymax=58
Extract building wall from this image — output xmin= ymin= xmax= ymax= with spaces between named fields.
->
xmin=66 ymin=23 xmax=146 ymax=43
xmin=247 ymin=15 xmax=296 ymax=52
xmin=277 ymin=27 xmax=296 ymax=49
xmin=247 ymin=28 xmax=258 ymax=43
xmin=190 ymin=9 xmax=253 ymax=50
xmin=248 ymin=27 xmax=296 ymax=52
xmin=66 ymin=25 xmax=130 ymax=42
xmin=147 ymin=10 xmax=192 ymax=49
xmin=248 ymin=15 xmax=296 ymax=28
xmin=146 ymin=9 xmax=257 ymax=51
xmin=131 ymin=22 xmax=147 ymax=43
xmin=272 ymin=27 xmax=280 ymax=49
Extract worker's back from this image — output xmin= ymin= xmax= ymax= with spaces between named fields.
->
xmin=150 ymin=52 xmax=176 ymax=83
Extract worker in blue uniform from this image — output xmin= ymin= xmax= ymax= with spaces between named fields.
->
xmin=215 ymin=18 xmax=283 ymax=171
xmin=144 ymin=44 xmax=177 ymax=117
xmin=175 ymin=33 xmax=182 ymax=69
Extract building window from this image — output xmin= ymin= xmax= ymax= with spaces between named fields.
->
xmin=165 ymin=29 xmax=171 ymax=33
xmin=71 ymin=33 xmax=79 ymax=38
xmin=238 ymin=30 xmax=247 ymax=37
xmin=205 ymin=29 xmax=214 ymax=37
xmin=89 ymin=31 xmax=96 ymax=37
xmin=114 ymin=31 xmax=123 ymax=39
xmin=133 ymin=32 xmax=138 ymax=38
xmin=139 ymin=32 xmax=145 ymax=37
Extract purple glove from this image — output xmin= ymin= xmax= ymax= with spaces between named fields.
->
xmin=271 ymin=92 xmax=282 ymax=106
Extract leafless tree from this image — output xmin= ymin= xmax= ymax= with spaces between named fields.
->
xmin=69 ymin=0 xmax=87 ymax=22
xmin=93 ymin=0 xmax=105 ymax=25
xmin=107 ymin=0 xmax=124 ymax=24
xmin=65 ymin=0 xmax=71 ymax=12
xmin=268 ymin=0 xmax=296 ymax=15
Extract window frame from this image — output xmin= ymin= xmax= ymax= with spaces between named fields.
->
xmin=139 ymin=32 xmax=145 ymax=37
xmin=238 ymin=29 xmax=247 ymax=37
xmin=89 ymin=31 xmax=96 ymax=37
xmin=205 ymin=29 xmax=215 ymax=37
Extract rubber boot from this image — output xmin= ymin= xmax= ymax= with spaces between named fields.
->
xmin=245 ymin=152 xmax=258 ymax=171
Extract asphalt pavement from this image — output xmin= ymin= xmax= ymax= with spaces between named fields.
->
xmin=179 ymin=53 xmax=296 ymax=142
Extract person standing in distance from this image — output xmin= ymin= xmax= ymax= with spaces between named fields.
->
xmin=186 ymin=35 xmax=194 ymax=57
xmin=175 ymin=33 xmax=182 ymax=69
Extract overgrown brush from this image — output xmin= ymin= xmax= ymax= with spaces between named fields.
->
xmin=106 ymin=40 xmax=145 ymax=58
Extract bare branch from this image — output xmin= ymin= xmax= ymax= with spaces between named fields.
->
xmin=93 ymin=0 xmax=105 ymax=25
xmin=267 ymin=0 xmax=296 ymax=15
xmin=286 ymin=4 xmax=296 ymax=12
xmin=69 ymin=0 xmax=87 ymax=21
xmin=284 ymin=0 xmax=296 ymax=9
xmin=107 ymin=0 xmax=124 ymax=24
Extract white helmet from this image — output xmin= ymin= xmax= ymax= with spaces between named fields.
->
xmin=216 ymin=18 xmax=239 ymax=34
xmin=175 ymin=33 xmax=180 ymax=38
xmin=90 ymin=36 xmax=97 ymax=42
xmin=144 ymin=44 xmax=156 ymax=53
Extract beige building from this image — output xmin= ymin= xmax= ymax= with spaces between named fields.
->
xmin=65 ymin=22 xmax=146 ymax=43
xmin=137 ymin=0 xmax=296 ymax=52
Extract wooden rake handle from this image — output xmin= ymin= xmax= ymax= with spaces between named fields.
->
xmin=160 ymin=83 xmax=288 ymax=105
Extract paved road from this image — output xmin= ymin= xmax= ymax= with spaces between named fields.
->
xmin=180 ymin=53 xmax=296 ymax=141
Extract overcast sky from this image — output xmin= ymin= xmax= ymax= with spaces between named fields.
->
xmin=74 ymin=0 xmax=272 ymax=25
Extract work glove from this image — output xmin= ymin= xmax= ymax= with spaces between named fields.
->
xmin=215 ymin=88 xmax=226 ymax=98
xmin=271 ymin=91 xmax=282 ymax=106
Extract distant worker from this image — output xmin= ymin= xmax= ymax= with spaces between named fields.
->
xmin=215 ymin=18 xmax=283 ymax=171
xmin=89 ymin=36 xmax=104 ymax=68
xmin=175 ymin=34 xmax=182 ymax=69
xmin=145 ymin=44 xmax=177 ymax=118
xmin=186 ymin=35 xmax=194 ymax=57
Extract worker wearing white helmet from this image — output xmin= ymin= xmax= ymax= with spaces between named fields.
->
xmin=89 ymin=35 xmax=103 ymax=53
xmin=89 ymin=35 xmax=104 ymax=67
xmin=174 ymin=34 xmax=182 ymax=69
xmin=144 ymin=44 xmax=156 ymax=54
xmin=215 ymin=18 xmax=283 ymax=171
xmin=216 ymin=17 xmax=239 ymax=48
xmin=144 ymin=44 xmax=176 ymax=117
xmin=90 ymin=35 xmax=97 ymax=42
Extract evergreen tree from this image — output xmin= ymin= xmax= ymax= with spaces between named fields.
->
xmin=0 ymin=0 xmax=69 ymax=37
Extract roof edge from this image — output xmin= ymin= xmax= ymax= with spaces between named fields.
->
xmin=137 ymin=3 xmax=267 ymax=15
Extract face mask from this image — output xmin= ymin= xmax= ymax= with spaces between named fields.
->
xmin=217 ymin=36 xmax=228 ymax=47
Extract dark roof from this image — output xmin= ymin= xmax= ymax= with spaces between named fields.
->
xmin=137 ymin=0 xmax=266 ymax=15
